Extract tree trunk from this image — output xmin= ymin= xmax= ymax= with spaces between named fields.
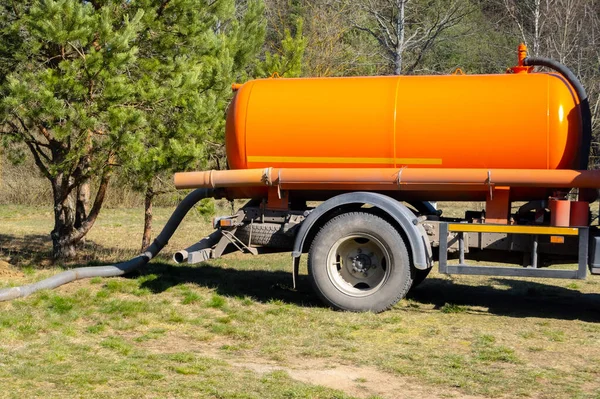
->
xmin=74 ymin=179 xmax=90 ymax=246
xmin=394 ymin=0 xmax=406 ymax=75
xmin=141 ymin=188 xmax=154 ymax=252
xmin=51 ymin=176 xmax=79 ymax=259
xmin=532 ymin=0 xmax=541 ymax=56
xmin=50 ymin=171 xmax=111 ymax=260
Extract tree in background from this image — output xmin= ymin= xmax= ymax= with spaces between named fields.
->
xmin=500 ymin=0 xmax=547 ymax=56
xmin=351 ymin=0 xmax=474 ymax=75
xmin=0 ymin=0 xmax=145 ymax=259
xmin=263 ymin=0 xmax=387 ymax=77
xmin=255 ymin=17 xmax=305 ymax=77
xmin=300 ymin=1 xmax=367 ymax=77
xmin=257 ymin=0 xmax=520 ymax=77
xmin=498 ymin=0 xmax=600 ymax=69
xmin=0 ymin=0 xmax=267 ymax=258
xmin=120 ymin=0 xmax=267 ymax=250
xmin=260 ymin=0 xmax=306 ymax=77
xmin=497 ymin=0 xmax=600 ymax=164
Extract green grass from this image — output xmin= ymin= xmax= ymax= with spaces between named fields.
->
xmin=0 ymin=204 xmax=600 ymax=398
xmin=440 ymin=303 xmax=467 ymax=314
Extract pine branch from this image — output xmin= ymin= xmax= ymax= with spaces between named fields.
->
xmin=157 ymin=0 xmax=171 ymax=18
xmin=23 ymin=140 xmax=52 ymax=180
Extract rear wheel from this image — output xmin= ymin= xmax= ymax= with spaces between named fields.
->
xmin=308 ymin=212 xmax=413 ymax=312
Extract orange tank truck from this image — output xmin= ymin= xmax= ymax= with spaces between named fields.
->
xmin=225 ymin=73 xmax=582 ymax=171
xmin=171 ymin=45 xmax=600 ymax=313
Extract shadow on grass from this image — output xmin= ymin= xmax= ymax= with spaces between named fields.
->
xmin=140 ymin=261 xmax=600 ymax=321
xmin=0 ymin=234 xmax=53 ymax=265
xmin=409 ymin=277 xmax=600 ymax=322
xmin=0 ymin=233 xmax=136 ymax=268
xmin=139 ymin=262 xmax=323 ymax=308
xmin=2 ymin=233 xmax=599 ymax=321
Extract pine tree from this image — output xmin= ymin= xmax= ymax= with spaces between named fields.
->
xmin=122 ymin=0 xmax=267 ymax=250
xmin=0 ymin=0 xmax=145 ymax=259
xmin=0 ymin=0 xmax=266 ymax=258
xmin=256 ymin=18 xmax=306 ymax=78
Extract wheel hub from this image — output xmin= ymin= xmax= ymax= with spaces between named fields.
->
xmin=326 ymin=233 xmax=390 ymax=297
xmin=350 ymin=253 xmax=373 ymax=275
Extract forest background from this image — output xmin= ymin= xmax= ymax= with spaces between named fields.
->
xmin=1 ymin=0 xmax=599 ymax=258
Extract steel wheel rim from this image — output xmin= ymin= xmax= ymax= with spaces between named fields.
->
xmin=326 ymin=233 xmax=391 ymax=297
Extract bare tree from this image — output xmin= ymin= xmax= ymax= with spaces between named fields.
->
xmin=501 ymin=0 xmax=545 ymax=55
xmin=352 ymin=0 xmax=474 ymax=75
xmin=543 ymin=0 xmax=586 ymax=63
xmin=499 ymin=0 xmax=600 ymax=166
xmin=303 ymin=1 xmax=363 ymax=76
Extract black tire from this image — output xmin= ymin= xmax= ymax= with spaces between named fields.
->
xmin=235 ymin=223 xmax=293 ymax=249
xmin=308 ymin=212 xmax=413 ymax=312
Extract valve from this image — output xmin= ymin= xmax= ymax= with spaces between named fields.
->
xmin=509 ymin=43 xmax=534 ymax=74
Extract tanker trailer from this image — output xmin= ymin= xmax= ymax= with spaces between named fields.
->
xmin=6 ymin=45 xmax=600 ymax=308
xmin=172 ymin=44 xmax=600 ymax=313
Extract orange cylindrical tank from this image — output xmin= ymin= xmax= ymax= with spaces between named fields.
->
xmin=225 ymin=73 xmax=581 ymax=171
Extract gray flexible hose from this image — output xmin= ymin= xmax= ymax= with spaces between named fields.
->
xmin=0 ymin=188 xmax=214 ymax=302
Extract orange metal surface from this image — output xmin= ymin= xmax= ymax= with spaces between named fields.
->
xmin=176 ymin=169 xmax=266 ymax=188
xmin=570 ymin=201 xmax=589 ymax=226
xmin=485 ymin=186 xmax=511 ymax=224
xmin=266 ymin=187 xmax=289 ymax=210
xmin=226 ymin=73 xmax=581 ymax=171
xmin=174 ymin=167 xmax=600 ymax=191
xmin=549 ymin=199 xmax=571 ymax=227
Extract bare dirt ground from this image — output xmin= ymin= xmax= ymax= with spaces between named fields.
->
xmin=142 ymin=332 xmax=487 ymax=399
xmin=233 ymin=358 xmax=487 ymax=399
xmin=0 ymin=259 xmax=22 ymax=278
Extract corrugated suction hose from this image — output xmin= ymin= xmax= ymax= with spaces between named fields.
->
xmin=0 ymin=188 xmax=214 ymax=302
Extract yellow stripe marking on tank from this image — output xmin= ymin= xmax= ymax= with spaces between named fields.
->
xmin=448 ymin=224 xmax=579 ymax=236
xmin=247 ymin=156 xmax=442 ymax=165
